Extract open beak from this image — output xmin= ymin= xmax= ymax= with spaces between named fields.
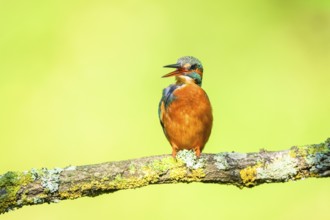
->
xmin=162 ymin=63 xmax=184 ymax=78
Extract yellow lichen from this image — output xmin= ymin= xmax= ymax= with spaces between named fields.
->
xmin=307 ymin=143 xmax=329 ymax=154
xmin=190 ymin=168 xmax=206 ymax=180
xmin=101 ymin=176 xmax=110 ymax=181
xmin=169 ymin=167 xmax=206 ymax=182
xmin=59 ymin=191 xmax=81 ymax=200
xmin=289 ymin=149 xmax=297 ymax=158
xmin=59 ymin=159 xmax=181 ymax=200
xmin=0 ymin=171 xmax=34 ymax=213
xmin=169 ymin=167 xmax=187 ymax=181
xmin=290 ymin=146 xmax=308 ymax=158
xmin=293 ymin=170 xmax=317 ymax=180
xmin=109 ymin=176 xmax=150 ymax=189
xmin=240 ymin=165 xmax=260 ymax=187
xmin=149 ymin=157 xmax=181 ymax=172
xmin=290 ymin=143 xmax=329 ymax=159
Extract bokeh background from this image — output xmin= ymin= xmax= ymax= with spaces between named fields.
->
xmin=1 ymin=0 xmax=330 ymax=219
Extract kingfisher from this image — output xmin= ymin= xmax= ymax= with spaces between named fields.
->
xmin=158 ymin=56 xmax=213 ymax=157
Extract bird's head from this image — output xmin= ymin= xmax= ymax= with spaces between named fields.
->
xmin=162 ymin=56 xmax=204 ymax=86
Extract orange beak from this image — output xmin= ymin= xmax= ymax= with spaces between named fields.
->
xmin=162 ymin=63 xmax=186 ymax=78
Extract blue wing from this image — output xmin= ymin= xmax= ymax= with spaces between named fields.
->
xmin=158 ymin=84 xmax=179 ymax=129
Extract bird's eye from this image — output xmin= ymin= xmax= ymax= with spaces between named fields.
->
xmin=190 ymin=64 xmax=197 ymax=70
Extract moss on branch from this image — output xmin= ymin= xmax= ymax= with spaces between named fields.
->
xmin=1 ymin=138 xmax=330 ymax=214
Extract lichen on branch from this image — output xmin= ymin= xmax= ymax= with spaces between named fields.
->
xmin=1 ymin=138 xmax=330 ymax=215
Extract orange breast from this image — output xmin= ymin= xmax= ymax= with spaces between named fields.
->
xmin=161 ymin=84 xmax=213 ymax=153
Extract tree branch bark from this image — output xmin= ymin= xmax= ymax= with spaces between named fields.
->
xmin=1 ymin=138 xmax=330 ymax=214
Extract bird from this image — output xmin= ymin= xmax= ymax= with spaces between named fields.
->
xmin=158 ymin=56 xmax=213 ymax=157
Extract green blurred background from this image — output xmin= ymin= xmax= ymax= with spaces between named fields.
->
xmin=1 ymin=0 xmax=330 ymax=219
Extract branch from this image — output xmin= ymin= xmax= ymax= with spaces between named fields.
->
xmin=1 ymin=138 xmax=330 ymax=214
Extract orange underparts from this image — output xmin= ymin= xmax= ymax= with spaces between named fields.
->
xmin=160 ymin=83 xmax=213 ymax=157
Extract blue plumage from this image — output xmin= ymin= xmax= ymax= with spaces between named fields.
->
xmin=158 ymin=84 xmax=180 ymax=118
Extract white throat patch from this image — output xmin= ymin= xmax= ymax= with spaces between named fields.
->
xmin=176 ymin=75 xmax=195 ymax=84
